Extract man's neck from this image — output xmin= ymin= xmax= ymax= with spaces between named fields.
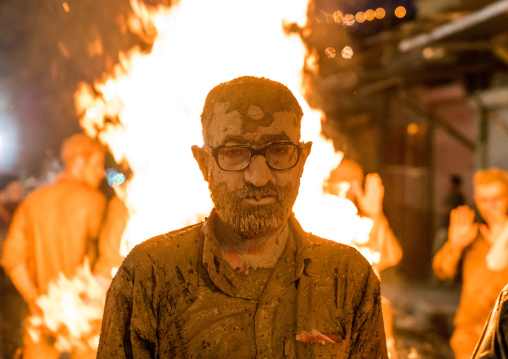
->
xmin=215 ymin=219 xmax=290 ymax=273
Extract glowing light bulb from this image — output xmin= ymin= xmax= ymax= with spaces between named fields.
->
xmin=365 ymin=9 xmax=375 ymax=21
xmin=342 ymin=46 xmax=353 ymax=59
xmin=355 ymin=12 xmax=366 ymax=23
xmin=333 ymin=10 xmax=343 ymax=24
xmin=375 ymin=8 xmax=386 ymax=19
xmin=324 ymin=47 xmax=336 ymax=59
xmin=395 ymin=6 xmax=406 ymax=18
xmin=342 ymin=14 xmax=355 ymax=26
xmin=407 ymin=123 xmax=418 ymax=135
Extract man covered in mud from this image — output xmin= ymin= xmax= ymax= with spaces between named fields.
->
xmin=97 ymin=76 xmax=388 ymax=358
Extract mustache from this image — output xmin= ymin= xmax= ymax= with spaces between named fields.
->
xmin=238 ymin=183 xmax=279 ymax=201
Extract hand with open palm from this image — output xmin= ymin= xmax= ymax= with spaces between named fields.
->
xmin=353 ymin=173 xmax=384 ymax=219
xmin=448 ymin=205 xmax=478 ymax=251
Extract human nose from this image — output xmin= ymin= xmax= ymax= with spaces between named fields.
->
xmin=244 ymin=155 xmax=272 ymax=187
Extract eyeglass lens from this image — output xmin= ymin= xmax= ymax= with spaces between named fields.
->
xmin=218 ymin=144 xmax=299 ymax=170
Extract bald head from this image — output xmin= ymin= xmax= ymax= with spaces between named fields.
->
xmin=60 ymin=134 xmax=104 ymax=170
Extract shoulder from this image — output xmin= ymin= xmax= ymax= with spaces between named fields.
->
xmin=71 ymin=182 xmax=106 ymax=203
xmin=499 ymin=283 xmax=508 ymax=301
xmin=30 ymin=181 xmax=105 ymax=205
xmin=303 ymin=233 xmax=373 ymax=278
xmin=123 ymin=222 xmax=204 ymax=272
xmin=136 ymin=222 xmax=203 ymax=252
xmin=290 ymin=216 xmax=373 ymax=276
xmin=307 ymin=233 xmax=370 ymax=264
xmin=465 ymin=234 xmax=489 ymax=255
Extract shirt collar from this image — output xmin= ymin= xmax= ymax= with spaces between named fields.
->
xmin=202 ymin=210 xmax=312 ymax=300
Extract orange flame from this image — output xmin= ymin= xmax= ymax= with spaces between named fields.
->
xmin=28 ymin=259 xmax=104 ymax=352
xmin=75 ymin=0 xmax=376 ymax=259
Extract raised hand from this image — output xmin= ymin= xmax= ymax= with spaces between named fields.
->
xmin=448 ymin=205 xmax=478 ymax=251
xmin=353 ymin=173 xmax=384 ymax=219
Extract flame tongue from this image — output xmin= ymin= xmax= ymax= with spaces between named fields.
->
xmin=28 ymin=260 xmax=105 ymax=352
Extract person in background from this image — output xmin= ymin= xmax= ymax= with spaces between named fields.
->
xmin=433 ymin=168 xmax=508 ymax=359
xmin=0 ymin=174 xmax=26 ymax=359
xmin=471 ymin=283 xmax=508 ymax=359
xmin=326 ymin=159 xmax=403 ymax=275
xmin=326 ymin=158 xmax=403 ymax=359
xmin=97 ymin=76 xmax=388 ymax=358
xmin=1 ymin=134 xmax=108 ymax=359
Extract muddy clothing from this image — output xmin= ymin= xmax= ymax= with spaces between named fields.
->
xmin=472 ymin=284 xmax=508 ymax=359
xmin=98 ymin=211 xmax=387 ymax=359
xmin=433 ymin=236 xmax=508 ymax=359
xmin=2 ymin=177 xmax=107 ymax=293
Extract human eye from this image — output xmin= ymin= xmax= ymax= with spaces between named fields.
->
xmin=266 ymin=144 xmax=298 ymax=169
xmin=221 ymin=146 xmax=248 ymax=158
xmin=217 ymin=146 xmax=251 ymax=170
xmin=269 ymin=144 xmax=293 ymax=156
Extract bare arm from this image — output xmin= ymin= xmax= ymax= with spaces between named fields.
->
xmin=7 ymin=264 xmax=40 ymax=314
xmin=370 ymin=214 xmax=403 ymax=272
xmin=353 ymin=173 xmax=402 ymax=272
xmin=1 ymin=202 xmax=40 ymax=314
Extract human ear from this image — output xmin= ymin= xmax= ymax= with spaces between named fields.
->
xmin=298 ymin=141 xmax=313 ymax=177
xmin=191 ymin=145 xmax=210 ymax=182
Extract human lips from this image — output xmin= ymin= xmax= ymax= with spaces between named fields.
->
xmin=243 ymin=196 xmax=276 ymax=205
xmin=243 ymin=190 xmax=277 ymax=205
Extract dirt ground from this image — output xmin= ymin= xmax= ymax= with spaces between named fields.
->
xmin=381 ymin=268 xmax=462 ymax=359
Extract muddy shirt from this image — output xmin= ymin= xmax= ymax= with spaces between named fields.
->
xmin=472 ymin=283 xmax=508 ymax=359
xmin=98 ymin=211 xmax=387 ymax=359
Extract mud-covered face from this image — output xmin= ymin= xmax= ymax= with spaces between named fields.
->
xmin=203 ymin=102 xmax=310 ymax=238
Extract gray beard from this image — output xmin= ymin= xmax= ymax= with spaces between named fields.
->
xmin=209 ymin=180 xmax=299 ymax=238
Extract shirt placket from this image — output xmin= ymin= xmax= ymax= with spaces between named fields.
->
xmin=254 ymin=300 xmax=273 ymax=359
xmin=254 ymin=231 xmax=305 ymax=358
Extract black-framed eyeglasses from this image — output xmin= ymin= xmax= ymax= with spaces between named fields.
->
xmin=206 ymin=142 xmax=303 ymax=171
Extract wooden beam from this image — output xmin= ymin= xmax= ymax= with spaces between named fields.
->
xmin=399 ymin=0 xmax=508 ymax=52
